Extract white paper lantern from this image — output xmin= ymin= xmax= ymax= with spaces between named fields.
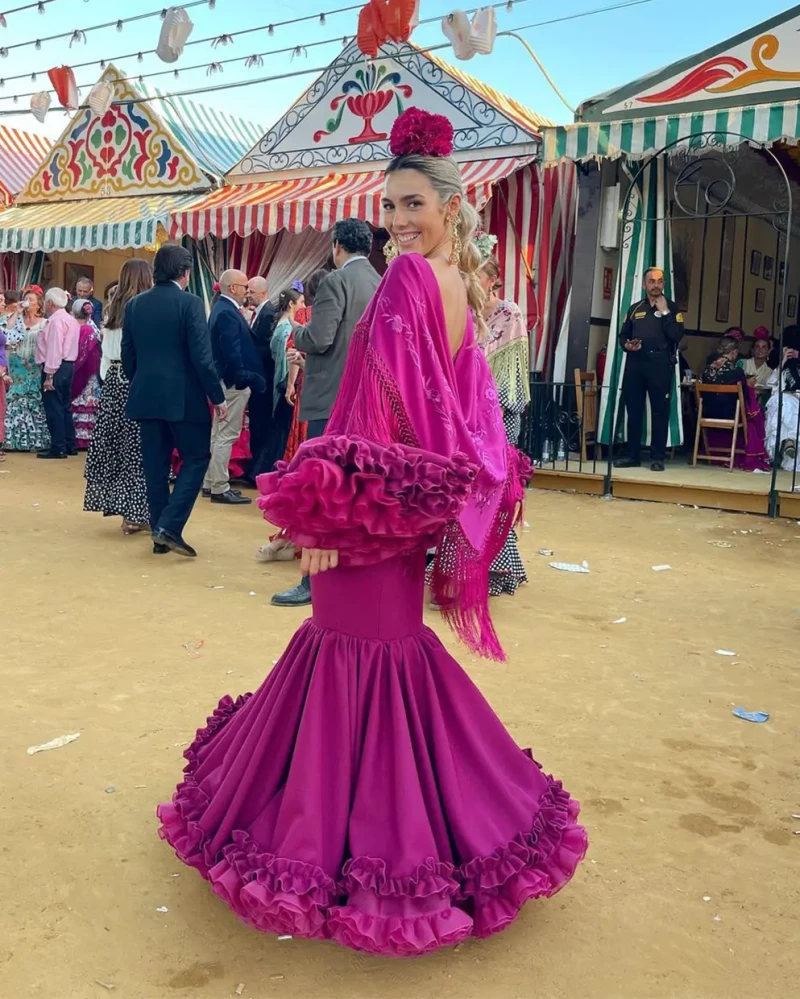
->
xmin=157 ymin=7 xmax=194 ymax=64
xmin=88 ymin=80 xmax=114 ymax=116
xmin=30 ymin=90 xmax=51 ymax=123
xmin=470 ymin=7 xmax=497 ymax=56
xmin=441 ymin=11 xmax=473 ymax=61
xmin=441 ymin=7 xmax=497 ymax=60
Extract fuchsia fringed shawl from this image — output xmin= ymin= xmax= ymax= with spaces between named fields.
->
xmin=258 ymin=254 xmax=531 ymax=659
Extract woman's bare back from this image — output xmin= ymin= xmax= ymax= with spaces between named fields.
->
xmin=426 ymin=256 xmax=469 ymax=358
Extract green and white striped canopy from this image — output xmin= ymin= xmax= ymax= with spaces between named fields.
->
xmin=0 ymin=193 xmax=198 ymax=253
xmin=543 ymin=100 xmax=800 ymax=163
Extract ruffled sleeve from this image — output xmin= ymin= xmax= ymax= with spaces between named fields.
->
xmin=257 ymin=436 xmax=479 ymax=564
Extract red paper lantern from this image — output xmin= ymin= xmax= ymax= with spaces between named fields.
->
xmin=47 ymin=65 xmax=79 ymax=110
xmin=357 ymin=0 xmax=418 ymax=59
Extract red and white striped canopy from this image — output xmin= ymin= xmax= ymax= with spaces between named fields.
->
xmin=170 ymin=157 xmax=531 ymax=240
xmin=0 ymin=124 xmax=51 ymax=205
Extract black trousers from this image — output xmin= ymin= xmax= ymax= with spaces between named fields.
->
xmin=622 ymin=353 xmax=675 ymax=462
xmin=41 ymin=361 xmax=76 ymax=455
xmin=246 ymin=388 xmax=273 ymax=480
xmin=139 ymin=419 xmax=211 ymax=537
xmin=306 ymin=418 xmax=328 ymax=440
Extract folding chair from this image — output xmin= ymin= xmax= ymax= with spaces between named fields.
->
xmin=692 ymin=382 xmax=748 ymax=472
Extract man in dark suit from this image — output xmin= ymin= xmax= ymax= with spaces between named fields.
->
xmin=272 ymin=217 xmax=380 ymax=607
xmin=202 ymin=269 xmax=266 ymax=505
xmin=75 ymin=276 xmax=104 ymax=329
xmin=245 ymin=275 xmax=276 ymax=482
xmin=122 ymin=243 xmax=226 ymax=557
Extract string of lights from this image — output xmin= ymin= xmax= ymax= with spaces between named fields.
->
xmin=0 ymin=0 xmax=367 ymax=61
xmin=0 ymin=0 xmax=539 ymax=102
xmin=0 ymin=0 xmax=655 ymax=118
xmin=0 ymin=0 xmax=59 ymax=29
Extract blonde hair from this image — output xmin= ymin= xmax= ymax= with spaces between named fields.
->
xmin=385 ymin=153 xmax=486 ymax=339
xmin=480 ymin=256 xmax=502 ymax=292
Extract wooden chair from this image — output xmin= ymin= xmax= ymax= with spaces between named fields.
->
xmin=574 ymin=368 xmax=601 ymax=462
xmin=692 ymin=382 xmax=748 ymax=472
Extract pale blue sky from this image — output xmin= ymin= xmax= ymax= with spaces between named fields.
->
xmin=0 ymin=0 xmax=791 ymax=138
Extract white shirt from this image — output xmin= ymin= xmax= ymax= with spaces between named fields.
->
xmin=220 ymin=294 xmax=241 ymax=309
xmin=100 ymin=326 xmax=122 ymax=381
xmin=253 ymin=298 xmax=270 ymax=318
xmin=341 ymin=256 xmax=365 ymax=269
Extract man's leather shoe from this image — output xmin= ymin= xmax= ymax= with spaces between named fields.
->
xmin=614 ymin=458 xmax=641 ymax=468
xmin=152 ymin=528 xmax=197 ymax=557
xmin=203 ymin=487 xmax=241 ymax=498
xmin=210 ymin=490 xmax=251 ymax=505
xmin=37 ymin=449 xmax=67 ymax=459
xmin=650 ymin=461 xmax=666 ymax=472
xmin=271 ymin=581 xmax=312 ymax=607
xmin=153 ymin=543 xmax=170 ymax=555
xmin=66 ymin=448 xmax=78 ymax=456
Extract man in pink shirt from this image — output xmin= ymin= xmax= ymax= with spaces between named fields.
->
xmin=37 ymin=287 xmax=80 ymax=459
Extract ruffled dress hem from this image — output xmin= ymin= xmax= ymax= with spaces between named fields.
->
xmin=156 ymin=692 xmax=587 ymax=958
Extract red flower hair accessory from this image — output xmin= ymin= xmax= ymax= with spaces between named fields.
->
xmin=28 ymin=284 xmax=44 ymax=296
xmin=753 ymin=325 xmax=771 ymax=340
xmin=212 ymin=281 xmax=220 ymax=293
xmin=389 ymin=106 xmax=454 ymax=158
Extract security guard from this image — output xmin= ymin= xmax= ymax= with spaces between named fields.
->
xmin=614 ymin=267 xmax=684 ymax=472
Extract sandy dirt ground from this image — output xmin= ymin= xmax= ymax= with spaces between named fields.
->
xmin=1 ymin=453 xmax=799 ymax=999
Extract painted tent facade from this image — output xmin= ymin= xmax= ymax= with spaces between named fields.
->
xmin=0 ymin=64 xmax=262 ymax=297
xmin=541 ymin=4 xmax=800 ymax=448
xmin=170 ymin=40 xmax=576 ymax=370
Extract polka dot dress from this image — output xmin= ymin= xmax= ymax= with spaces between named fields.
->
xmin=83 ymin=362 xmax=149 ymax=525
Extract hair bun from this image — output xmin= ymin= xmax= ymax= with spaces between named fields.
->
xmin=389 ymin=107 xmax=454 ymax=158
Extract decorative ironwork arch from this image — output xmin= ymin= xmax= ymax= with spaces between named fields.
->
xmin=608 ymin=130 xmax=793 ymax=516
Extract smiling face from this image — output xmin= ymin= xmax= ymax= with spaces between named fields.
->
xmin=382 ymin=168 xmax=459 ymax=258
xmin=753 ymin=339 xmax=770 ymax=362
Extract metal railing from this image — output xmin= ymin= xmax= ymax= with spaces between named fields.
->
xmin=520 ymin=375 xmax=611 ymax=486
xmin=518 ymin=373 xmax=800 ymax=516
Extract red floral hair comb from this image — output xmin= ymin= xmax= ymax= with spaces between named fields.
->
xmin=389 ymin=106 xmax=454 ymax=158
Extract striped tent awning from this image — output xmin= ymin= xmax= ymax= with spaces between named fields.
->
xmin=0 ymin=124 xmax=51 ymax=200
xmin=170 ymin=158 xmax=532 ymax=240
xmin=542 ymin=100 xmax=800 ymax=164
xmin=0 ymin=193 xmax=196 ymax=252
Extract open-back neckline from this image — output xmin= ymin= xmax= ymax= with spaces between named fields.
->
xmin=414 ymin=254 xmax=469 ymax=361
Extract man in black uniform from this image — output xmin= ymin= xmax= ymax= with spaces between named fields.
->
xmin=614 ymin=267 xmax=684 ymax=472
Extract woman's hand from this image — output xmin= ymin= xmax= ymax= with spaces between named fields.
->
xmin=300 ymin=548 xmax=339 ymax=576
xmin=285 ymin=385 xmax=296 ymax=406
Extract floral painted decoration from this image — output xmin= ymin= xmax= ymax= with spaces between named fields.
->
xmin=389 ymin=106 xmax=454 ymax=158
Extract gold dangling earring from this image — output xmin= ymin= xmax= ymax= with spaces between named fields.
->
xmin=449 ymin=215 xmax=462 ymax=268
xmin=383 ymin=237 xmax=398 ymax=263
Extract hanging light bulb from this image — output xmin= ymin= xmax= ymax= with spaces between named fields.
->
xmin=0 ymin=14 xmax=6 ymax=28
xmin=69 ymin=29 xmax=86 ymax=47
xmin=320 ymin=13 xmax=326 ymax=25
xmin=116 ymin=19 xmax=123 ymax=31
xmin=35 ymin=39 xmax=41 ymax=49
xmin=37 ymin=1 xmax=45 ymax=12
xmin=173 ymin=69 xmax=179 ymax=77
xmin=30 ymin=72 xmax=36 ymax=81
xmin=0 ymin=47 xmax=8 ymax=58
xmin=100 ymin=59 xmax=106 ymax=69
xmin=506 ymin=0 xmax=513 ymax=9
xmin=208 ymin=0 xmax=215 ymax=8
xmin=267 ymin=24 xmax=274 ymax=35
xmin=137 ymin=52 xmax=144 ymax=61
xmin=160 ymin=8 xmax=167 ymax=18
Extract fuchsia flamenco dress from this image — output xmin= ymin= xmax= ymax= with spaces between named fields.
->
xmin=157 ymin=255 xmax=587 ymax=957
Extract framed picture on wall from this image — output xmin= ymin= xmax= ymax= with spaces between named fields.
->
xmin=779 ymin=261 xmax=786 ymax=285
xmin=750 ymin=250 xmax=762 ymax=275
xmin=790 ymin=295 xmax=798 ymax=319
xmin=755 ymin=287 xmax=766 ymax=313
xmin=64 ymin=262 xmax=94 ymax=295
xmin=764 ymin=255 xmax=774 ymax=281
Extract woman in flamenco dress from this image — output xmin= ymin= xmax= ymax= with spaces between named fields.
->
xmin=157 ymin=108 xmax=587 ymax=958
